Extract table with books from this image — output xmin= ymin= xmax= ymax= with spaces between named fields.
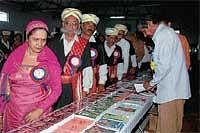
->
xmin=9 ymin=73 xmax=155 ymax=133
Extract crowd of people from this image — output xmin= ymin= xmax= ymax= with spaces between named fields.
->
xmin=0 ymin=8 xmax=191 ymax=133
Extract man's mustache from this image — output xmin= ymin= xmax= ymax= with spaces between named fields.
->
xmin=86 ymin=29 xmax=95 ymax=33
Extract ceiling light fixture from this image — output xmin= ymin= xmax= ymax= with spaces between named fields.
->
xmin=110 ymin=16 xmax=125 ymax=19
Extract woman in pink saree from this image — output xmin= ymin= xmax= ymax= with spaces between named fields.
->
xmin=0 ymin=20 xmax=62 ymax=132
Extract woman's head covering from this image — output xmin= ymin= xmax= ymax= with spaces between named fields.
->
xmin=105 ymin=28 xmax=118 ymax=36
xmin=82 ymin=14 xmax=99 ymax=25
xmin=61 ymin=8 xmax=82 ymax=23
xmin=26 ymin=20 xmax=48 ymax=36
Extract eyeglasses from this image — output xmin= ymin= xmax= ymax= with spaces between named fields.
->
xmin=63 ymin=21 xmax=79 ymax=26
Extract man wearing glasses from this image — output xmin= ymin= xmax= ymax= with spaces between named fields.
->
xmin=48 ymin=8 xmax=93 ymax=110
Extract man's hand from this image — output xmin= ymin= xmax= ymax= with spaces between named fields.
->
xmin=25 ymin=108 xmax=44 ymax=123
xmin=129 ymin=67 xmax=136 ymax=74
xmin=143 ymin=80 xmax=150 ymax=89
xmin=97 ymin=84 xmax=105 ymax=92
xmin=122 ymin=73 xmax=127 ymax=79
xmin=143 ymin=80 xmax=156 ymax=91
xmin=82 ymin=91 xmax=88 ymax=97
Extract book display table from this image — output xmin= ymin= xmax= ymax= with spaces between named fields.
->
xmin=9 ymin=74 xmax=154 ymax=133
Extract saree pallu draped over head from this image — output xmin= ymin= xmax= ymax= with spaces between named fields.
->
xmin=0 ymin=42 xmax=61 ymax=132
xmin=63 ymin=37 xmax=87 ymax=101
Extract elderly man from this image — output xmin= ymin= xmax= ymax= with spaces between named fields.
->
xmin=103 ymin=28 xmax=123 ymax=87
xmin=114 ymin=24 xmax=137 ymax=77
xmin=48 ymin=8 xmax=93 ymax=110
xmin=81 ymin=14 xmax=107 ymax=93
xmin=0 ymin=30 xmax=12 ymax=71
xmin=138 ymin=15 xmax=191 ymax=133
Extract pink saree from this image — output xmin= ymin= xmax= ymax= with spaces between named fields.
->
xmin=0 ymin=42 xmax=62 ymax=132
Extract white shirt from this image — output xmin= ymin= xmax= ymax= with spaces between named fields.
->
xmin=89 ymin=35 xmax=96 ymax=43
xmin=61 ymin=34 xmax=79 ymax=56
xmin=116 ymin=38 xmax=130 ymax=73
xmin=61 ymin=34 xmax=93 ymax=93
xmin=98 ymin=64 xmax=108 ymax=84
xmin=104 ymin=41 xmax=116 ymax=57
xmin=131 ymin=55 xmax=137 ymax=67
xmin=104 ymin=41 xmax=123 ymax=80
xmin=150 ymin=24 xmax=191 ymax=103
xmin=138 ymin=45 xmax=151 ymax=68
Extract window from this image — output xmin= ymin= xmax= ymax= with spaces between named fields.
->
xmin=0 ymin=11 xmax=9 ymax=22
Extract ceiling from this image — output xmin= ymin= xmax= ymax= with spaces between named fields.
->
xmin=0 ymin=0 xmax=198 ymax=44
xmin=1 ymin=0 xmax=197 ymax=20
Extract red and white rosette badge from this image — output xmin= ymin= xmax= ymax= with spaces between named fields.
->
xmin=90 ymin=48 xmax=98 ymax=67
xmin=69 ymin=55 xmax=81 ymax=75
xmin=30 ymin=66 xmax=48 ymax=91
xmin=113 ymin=50 xmax=120 ymax=64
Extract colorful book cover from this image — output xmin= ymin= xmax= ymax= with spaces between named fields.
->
xmin=102 ymin=113 xmax=128 ymax=122
xmin=85 ymin=125 xmax=116 ymax=133
xmin=115 ymin=106 xmax=136 ymax=113
xmin=97 ymin=118 xmax=125 ymax=131
xmin=53 ymin=116 xmax=94 ymax=133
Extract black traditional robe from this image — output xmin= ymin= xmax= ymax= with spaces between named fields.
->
xmin=0 ymin=40 xmax=12 ymax=71
xmin=48 ymin=35 xmax=91 ymax=110
xmin=103 ymin=44 xmax=123 ymax=87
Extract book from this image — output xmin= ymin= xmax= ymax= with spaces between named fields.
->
xmin=134 ymin=83 xmax=146 ymax=93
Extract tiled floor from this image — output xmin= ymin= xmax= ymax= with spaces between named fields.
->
xmin=182 ymin=112 xmax=200 ymax=133
xmin=182 ymin=98 xmax=200 ymax=133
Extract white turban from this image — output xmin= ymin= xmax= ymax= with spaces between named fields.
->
xmin=114 ymin=24 xmax=128 ymax=34
xmin=105 ymin=28 xmax=118 ymax=36
xmin=61 ymin=8 xmax=82 ymax=22
xmin=14 ymin=31 xmax=22 ymax=34
xmin=82 ymin=14 xmax=100 ymax=25
xmin=2 ymin=31 xmax=11 ymax=36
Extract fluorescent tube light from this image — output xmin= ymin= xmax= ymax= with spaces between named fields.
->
xmin=110 ymin=16 xmax=125 ymax=19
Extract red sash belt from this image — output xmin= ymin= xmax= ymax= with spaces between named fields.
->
xmin=61 ymin=73 xmax=83 ymax=101
xmin=108 ymin=65 xmax=117 ymax=79
xmin=61 ymin=75 xmax=72 ymax=84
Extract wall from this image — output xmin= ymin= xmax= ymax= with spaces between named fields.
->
xmin=0 ymin=5 xmax=60 ymax=33
xmin=0 ymin=4 xmax=198 ymax=45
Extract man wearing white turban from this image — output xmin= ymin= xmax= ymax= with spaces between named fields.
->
xmin=114 ymin=24 xmax=137 ymax=77
xmin=48 ymin=8 xmax=93 ymax=110
xmin=81 ymin=13 xmax=107 ymax=93
xmin=103 ymin=28 xmax=123 ymax=87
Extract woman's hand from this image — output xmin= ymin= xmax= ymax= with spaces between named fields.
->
xmin=25 ymin=108 xmax=44 ymax=123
